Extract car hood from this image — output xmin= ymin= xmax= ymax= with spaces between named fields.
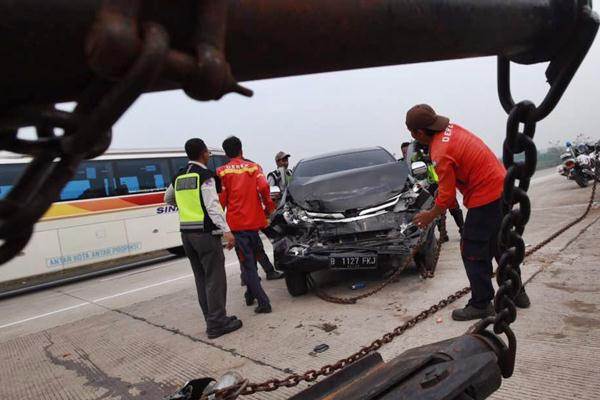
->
xmin=287 ymin=162 xmax=409 ymax=213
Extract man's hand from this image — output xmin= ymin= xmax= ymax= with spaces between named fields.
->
xmin=413 ymin=210 xmax=436 ymax=229
xmin=223 ymin=231 xmax=235 ymax=250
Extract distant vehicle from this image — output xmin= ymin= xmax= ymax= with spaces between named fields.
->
xmin=266 ymin=146 xmax=439 ymax=296
xmin=0 ymin=148 xmax=228 ymax=284
xmin=557 ymin=141 xmax=598 ymax=188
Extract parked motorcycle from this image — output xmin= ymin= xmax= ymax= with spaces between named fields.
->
xmin=558 ymin=141 xmax=598 ymax=188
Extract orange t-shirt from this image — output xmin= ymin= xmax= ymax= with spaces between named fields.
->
xmin=430 ymin=124 xmax=506 ymax=210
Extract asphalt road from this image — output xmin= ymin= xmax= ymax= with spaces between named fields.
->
xmin=1 ymin=168 xmax=599 ymax=399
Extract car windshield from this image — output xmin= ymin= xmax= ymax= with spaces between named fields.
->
xmin=294 ymin=149 xmax=395 ymax=178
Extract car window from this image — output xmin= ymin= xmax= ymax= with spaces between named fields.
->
xmin=294 ymin=149 xmax=395 ymax=178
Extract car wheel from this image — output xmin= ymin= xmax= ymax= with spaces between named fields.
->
xmin=574 ymin=172 xmax=589 ymax=188
xmin=414 ymin=226 xmax=439 ymax=275
xmin=168 ymin=246 xmax=186 ymax=256
xmin=285 ymin=271 xmax=308 ymax=296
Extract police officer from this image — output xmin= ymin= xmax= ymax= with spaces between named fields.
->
xmin=267 ymin=151 xmax=293 ymax=194
xmin=164 ymin=138 xmax=242 ymax=339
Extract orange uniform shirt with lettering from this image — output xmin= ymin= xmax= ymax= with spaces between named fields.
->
xmin=430 ymin=124 xmax=506 ymax=210
xmin=217 ymin=157 xmax=276 ymax=231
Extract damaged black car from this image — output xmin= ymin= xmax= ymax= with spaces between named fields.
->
xmin=266 ymin=146 xmax=440 ymax=296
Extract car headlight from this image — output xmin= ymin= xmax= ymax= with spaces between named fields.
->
xmin=283 ymin=206 xmax=311 ymax=224
xmin=394 ymin=189 xmax=419 ymax=212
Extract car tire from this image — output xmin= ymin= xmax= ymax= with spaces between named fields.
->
xmin=168 ymin=246 xmax=186 ymax=256
xmin=574 ymin=172 xmax=589 ymax=188
xmin=285 ymin=272 xmax=308 ymax=296
xmin=414 ymin=226 xmax=439 ymax=275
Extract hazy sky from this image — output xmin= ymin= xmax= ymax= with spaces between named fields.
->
xmin=112 ymin=35 xmax=600 ymax=170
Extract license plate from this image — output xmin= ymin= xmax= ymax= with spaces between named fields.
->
xmin=329 ymin=254 xmax=378 ymax=270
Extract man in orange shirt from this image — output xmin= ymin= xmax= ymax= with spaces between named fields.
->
xmin=407 ymin=104 xmax=530 ymax=321
xmin=218 ymin=136 xmax=276 ymax=314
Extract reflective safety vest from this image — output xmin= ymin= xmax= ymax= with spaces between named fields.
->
xmin=427 ymin=164 xmax=439 ymax=184
xmin=175 ymin=172 xmax=206 ymax=231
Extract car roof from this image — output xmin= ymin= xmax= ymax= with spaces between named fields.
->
xmin=298 ymin=146 xmax=389 ymax=163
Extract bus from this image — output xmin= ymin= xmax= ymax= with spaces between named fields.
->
xmin=0 ymin=148 xmax=229 ymax=285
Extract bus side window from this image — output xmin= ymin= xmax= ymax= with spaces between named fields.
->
xmin=60 ymin=160 xmax=115 ymax=201
xmin=170 ymin=157 xmax=188 ymax=183
xmin=114 ymin=159 xmax=170 ymax=194
xmin=0 ymin=164 xmax=27 ymax=199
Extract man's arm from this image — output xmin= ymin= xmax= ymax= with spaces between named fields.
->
xmin=433 ymin=156 xmax=458 ymax=210
xmin=164 ymin=184 xmax=176 ymax=206
xmin=413 ymin=155 xmax=457 ymax=228
xmin=202 ymin=178 xmax=235 ymax=249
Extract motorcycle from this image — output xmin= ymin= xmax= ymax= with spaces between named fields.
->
xmin=558 ymin=141 xmax=598 ymax=188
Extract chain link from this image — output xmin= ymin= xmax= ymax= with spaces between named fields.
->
xmin=0 ymin=0 xmax=251 ymax=266
xmin=0 ymin=23 xmax=169 ymax=264
xmin=210 ymin=170 xmax=598 ymax=399
xmin=212 ymin=7 xmax=600 ymax=391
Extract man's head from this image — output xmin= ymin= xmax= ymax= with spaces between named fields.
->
xmin=185 ymin=138 xmax=210 ymax=165
xmin=400 ymin=142 xmax=410 ymax=159
xmin=222 ymin=136 xmax=243 ymax=158
xmin=275 ymin=151 xmax=290 ymax=168
xmin=405 ymin=104 xmax=449 ymax=145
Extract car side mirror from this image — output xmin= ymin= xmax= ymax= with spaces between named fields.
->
xmin=411 ymin=161 xmax=428 ymax=180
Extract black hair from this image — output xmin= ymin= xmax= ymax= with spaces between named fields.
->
xmin=401 ymin=142 xmax=410 ymax=148
xmin=185 ymin=138 xmax=208 ymax=161
xmin=222 ymin=136 xmax=242 ymax=158
xmin=423 ymin=129 xmax=439 ymax=136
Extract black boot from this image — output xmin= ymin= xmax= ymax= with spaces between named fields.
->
xmin=207 ymin=318 xmax=243 ymax=339
xmin=254 ymin=304 xmax=272 ymax=314
xmin=451 ymin=303 xmax=494 ymax=321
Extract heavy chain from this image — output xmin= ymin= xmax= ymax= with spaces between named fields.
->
xmin=0 ymin=23 xmax=169 ymax=264
xmin=471 ymin=9 xmax=599 ymax=373
xmin=211 ymin=163 xmax=598 ymax=400
xmin=212 ymin=4 xmax=599 ymax=395
xmin=0 ymin=0 xmax=251 ymax=266
xmin=307 ymin=221 xmax=441 ymax=305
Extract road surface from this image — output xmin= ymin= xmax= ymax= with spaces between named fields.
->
xmin=1 ymin=169 xmax=599 ymax=399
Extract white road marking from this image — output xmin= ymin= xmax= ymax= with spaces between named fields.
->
xmin=0 ymin=303 xmax=89 ymax=330
xmin=99 ymin=259 xmax=184 ymax=281
xmin=0 ymin=261 xmax=240 ymax=330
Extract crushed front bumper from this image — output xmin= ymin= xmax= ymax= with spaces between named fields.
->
xmin=273 ymin=225 xmax=423 ymax=274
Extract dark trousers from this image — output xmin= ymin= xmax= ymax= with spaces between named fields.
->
xmin=234 ymin=230 xmax=271 ymax=307
xmin=449 ymin=206 xmax=465 ymax=231
xmin=461 ymin=199 xmax=503 ymax=309
xmin=181 ymin=232 xmax=228 ymax=331
xmin=257 ymin=231 xmax=276 ymax=274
